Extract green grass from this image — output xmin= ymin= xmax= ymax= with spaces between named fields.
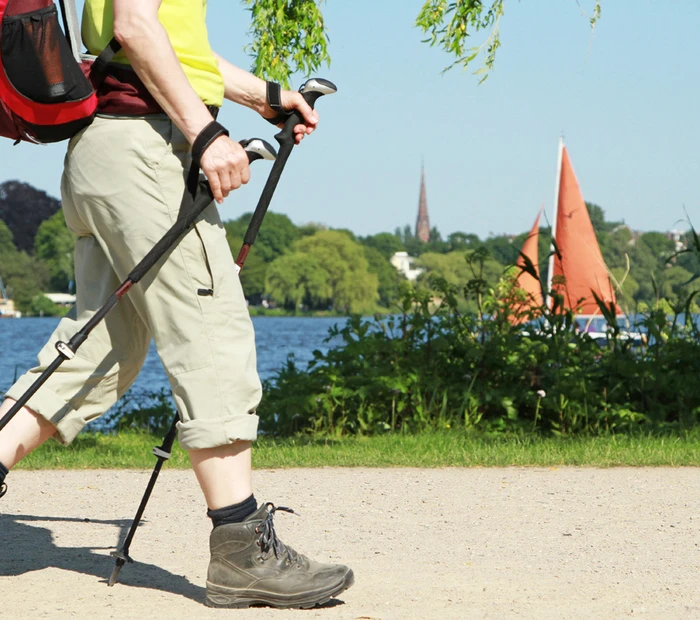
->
xmin=14 ymin=430 xmax=700 ymax=470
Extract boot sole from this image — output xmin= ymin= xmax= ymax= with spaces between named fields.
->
xmin=205 ymin=568 xmax=355 ymax=609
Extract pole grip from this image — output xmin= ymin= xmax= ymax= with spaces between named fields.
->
xmin=275 ymin=78 xmax=338 ymax=147
xmin=240 ymin=79 xmax=338 ymax=252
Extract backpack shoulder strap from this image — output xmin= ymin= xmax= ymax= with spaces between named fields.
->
xmin=57 ymin=0 xmax=123 ymax=86
xmin=58 ymin=0 xmax=82 ymax=64
xmin=89 ymin=38 xmax=123 ymax=85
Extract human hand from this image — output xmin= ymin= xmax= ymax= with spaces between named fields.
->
xmin=263 ymin=90 xmax=320 ymax=145
xmin=198 ymin=135 xmax=251 ymax=204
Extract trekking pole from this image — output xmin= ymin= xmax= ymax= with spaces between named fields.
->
xmin=107 ymin=78 xmax=338 ymax=587
xmin=0 ymin=138 xmax=276 ymax=439
xmin=234 ymin=78 xmax=338 ymax=269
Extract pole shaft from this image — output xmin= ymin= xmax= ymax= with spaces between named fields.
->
xmin=0 ymin=356 xmax=63 ymax=432
xmin=120 ymin=416 xmax=179 ymax=555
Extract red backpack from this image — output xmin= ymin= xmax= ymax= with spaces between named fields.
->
xmin=0 ymin=0 xmax=119 ymax=144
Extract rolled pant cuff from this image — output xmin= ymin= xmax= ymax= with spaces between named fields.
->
xmin=5 ymin=375 xmax=85 ymax=446
xmin=177 ymin=412 xmax=259 ymax=451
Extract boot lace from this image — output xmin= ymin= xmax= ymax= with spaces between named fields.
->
xmin=256 ymin=503 xmax=300 ymax=564
xmin=0 ymin=483 xmax=6 ymax=499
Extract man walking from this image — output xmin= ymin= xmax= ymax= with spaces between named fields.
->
xmin=0 ymin=0 xmax=353 ymax=609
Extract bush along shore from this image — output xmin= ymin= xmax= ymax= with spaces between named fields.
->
xmin=259 ymin=255 xmax=700 ymax=438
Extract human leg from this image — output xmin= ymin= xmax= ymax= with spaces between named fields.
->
xmin=0 ymin=401 xmax=56 ymax=468
xmin=0 ymin=400 xmax=56 ymax=501
xmin=3 ymin=234 xmax=151 ymax=448
xmin=65 ymin=116 xmax=262 ymax=453
xmin=62 ymin=116 xmax=352 ymax=606
xmin=0 ymin=401 xmax=55 ymax=498
xmin=188 ymin=441 xmax=253 ymax=509
xmin=191 ymin=443 xmax=355 ymax=608
xmin=0 ymin=201 xmax=151 ymax=497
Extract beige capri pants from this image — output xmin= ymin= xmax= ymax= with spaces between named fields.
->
xmin=5 ymin=115 xmax=262 ymax=450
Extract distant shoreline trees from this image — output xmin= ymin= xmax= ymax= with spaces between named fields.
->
xmin=1 ymin=181 xmax=696 ymax=317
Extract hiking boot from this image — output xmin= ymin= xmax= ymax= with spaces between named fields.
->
xmin=205 ymin=502 xmax=354 ymax=609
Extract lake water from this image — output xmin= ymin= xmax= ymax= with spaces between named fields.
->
xmin=0 ymin=316 xmax=344 ymax=413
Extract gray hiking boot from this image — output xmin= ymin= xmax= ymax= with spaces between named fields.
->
xmin=205 ymin=502 xmax=354 ymax=609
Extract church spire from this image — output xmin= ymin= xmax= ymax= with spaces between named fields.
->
xmin=415 ymin=163 xmax=430 ymax=243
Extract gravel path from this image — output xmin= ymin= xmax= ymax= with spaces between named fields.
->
xmin=1 ymin=468 xmax=698 ymax=619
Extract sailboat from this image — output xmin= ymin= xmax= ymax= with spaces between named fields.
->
xmin=546 ymin=137 xmax=619 ymax=322
xmin=515 ymin=138 xmax=637 ymax=340
xmin=511 ymin=208 xmax=544 ymax=322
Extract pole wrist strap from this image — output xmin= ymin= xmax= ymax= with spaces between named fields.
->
xmin=264 ymin=81 xmax=290 ymax=126
xmin=187 ymin=120 xmax=229 ymax=198
xmin=191 ymin=121 xmax=229 ymax=169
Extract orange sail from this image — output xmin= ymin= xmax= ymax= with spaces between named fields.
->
xmin=549 ymin=143 xmax=619 ymax=315
xmin=515 ymin=209 xmax=544 ymax=308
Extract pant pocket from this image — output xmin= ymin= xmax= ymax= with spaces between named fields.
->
xmin=181 ymin=223 xmax=215 ymax=298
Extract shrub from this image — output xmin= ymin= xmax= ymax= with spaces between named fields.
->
xmin=260 ymin=252 xmax=700 ymax=437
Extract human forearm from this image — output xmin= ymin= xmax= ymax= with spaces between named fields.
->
xmin=213 ymin=53 xmax=268 ymax=115
xmin=113 ymin=0 xmax=212 ymax=143
xmin=213 ymin=52 xmax=319 ymax=143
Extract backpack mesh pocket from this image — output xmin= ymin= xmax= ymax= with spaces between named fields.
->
xmin=1 ymin=4 xmax=93 ymax=104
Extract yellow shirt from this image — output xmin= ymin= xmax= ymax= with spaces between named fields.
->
xmin=82 ymin=0 xmax=224 ymax=107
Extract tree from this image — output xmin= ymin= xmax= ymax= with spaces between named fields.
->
xmin=0 ymin=181 xmax=61 ymax=252
xmin=332 ymin=228 xmax=357 ymax=241
xmin=361 ymin=232 xmax=405 ymax=260
xmin=244 ymin=1 xmax=602 ymax=85
xmin=656 ymin=265 xmax=700 ymax=305
xmin=295 ymin=231 xmax=378 ymax=312
xmin=226 ymin=229 xmax=269 ymax=303
xmin=0 ymin=220 xmax=15 ymax=257
xmin=363 ymin=246 xmax=404 ymax=308
xmin=586 ymin=202 xmax=606 ymax=232
xmin=638 ymin=232 xmax=675 ymax=260
xmin=676 ymin=232 xmax=700 ymax=279
xmin=298 ymin=222 xmax=327 ymax=237
xmin=0 ymin=220 xmax=56 ymax=314
xmin=447 ymin=232 xmax=481 ymax=252
xmin=586 ymin=202 xmax=622 ymax=233
xmin=265 ymin=253 xmax=331 ymax=311
xmin=267 ymin=230 xmax=378 ymax=312
xmin=34 ymin=210 xmax=75 ymax=292
xmin=417 ymin=250 xmax=504 ymax=291
xmin=0 ymin=250 xmax=50 ymax=314
xmin=224 ymin=211 xmax=300 ymax=302
xmin=415 ymin=0 xmax=601 ymax=80
xmin=395 ymin=224 xmax=444 ymax=256
xmin=225 ymin=211 xmax=299 ymax=263
xmin=243 ymin=0 xmax=331 ymax=87
xmin=483 ymin=235 xmax=518 ymax=266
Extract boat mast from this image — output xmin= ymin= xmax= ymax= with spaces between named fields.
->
xmin=546 ymin=136 xmax=564 ymax=306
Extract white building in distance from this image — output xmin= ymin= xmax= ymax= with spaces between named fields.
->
xmin=391 ymin=252 xmax=423 ymax=281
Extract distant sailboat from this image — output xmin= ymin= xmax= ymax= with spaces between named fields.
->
xmin=512 ymin=209 xmax=544 ymax=321
xmin=546 ymin=138 xmax=620 ymax=318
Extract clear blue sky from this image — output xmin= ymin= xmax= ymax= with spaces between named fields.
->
xmin=1 ymin=0 xmax=698 ymax=239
